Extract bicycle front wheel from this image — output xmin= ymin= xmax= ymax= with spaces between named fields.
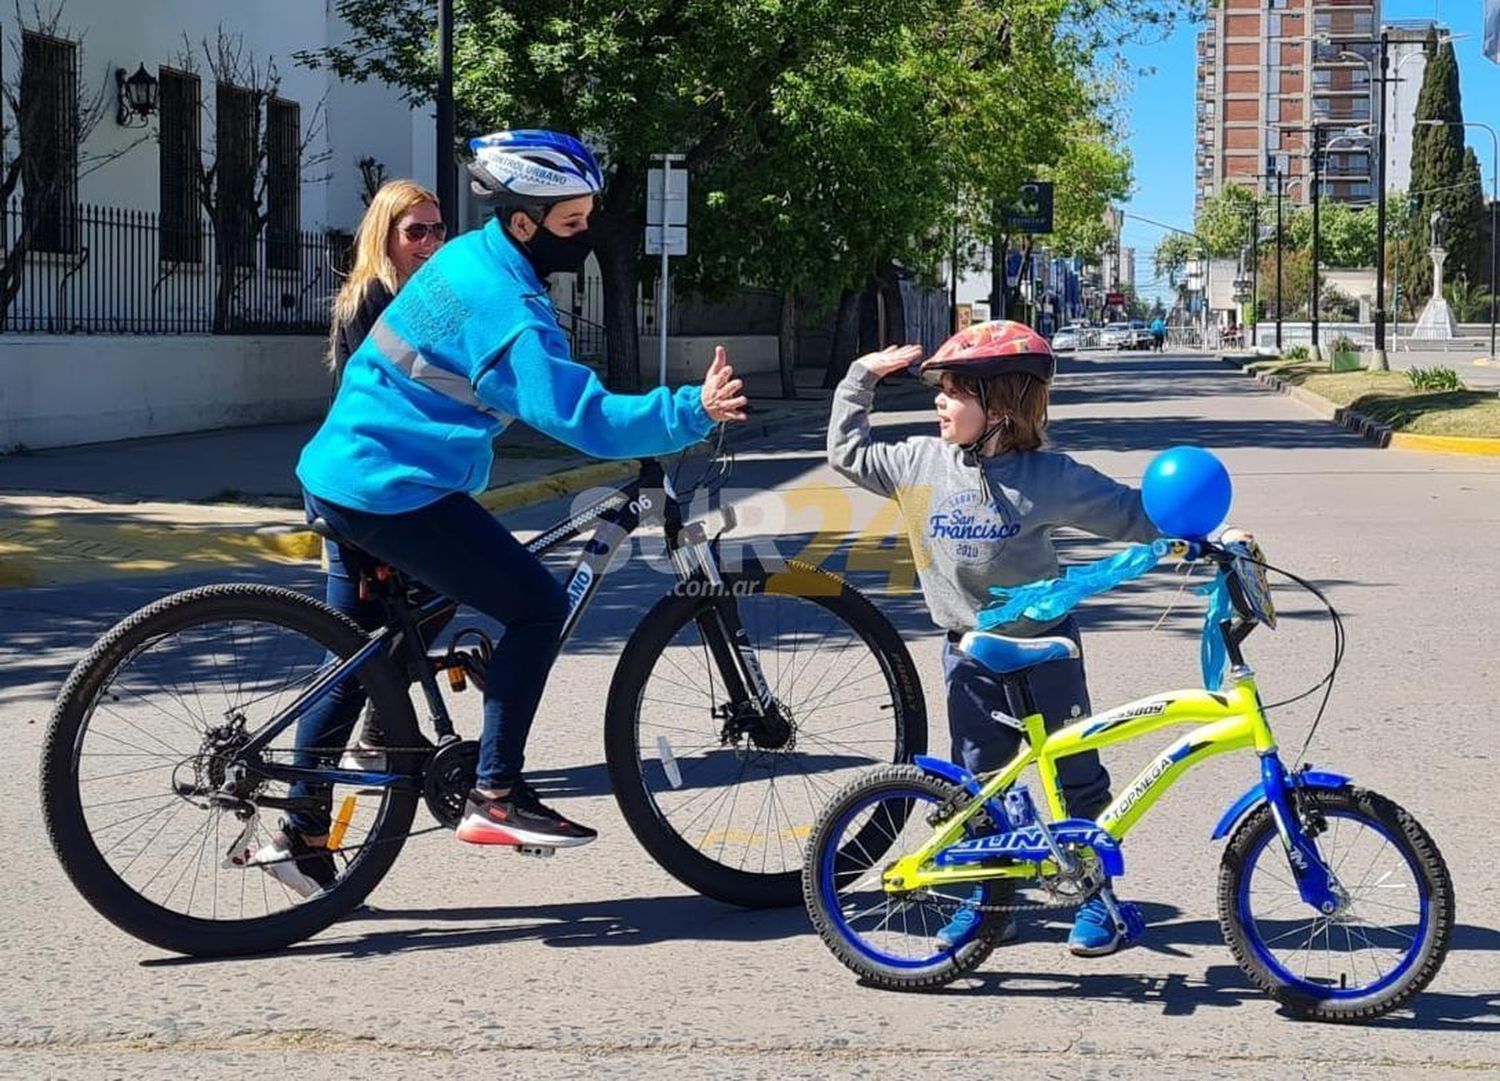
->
xmin=1218 ymin=786 xmax=1454 ymax=1021
xmin=604 ymin=561 xmax=926 ymax=908
xmin=40 ymin=585 xmax=422 ymax=956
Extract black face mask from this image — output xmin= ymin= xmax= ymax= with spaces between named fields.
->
xmin=522 ymin=223 xmax=593 ymax=278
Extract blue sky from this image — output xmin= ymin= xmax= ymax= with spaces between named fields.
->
xmin=1120 ymin=0 xmax=1500 ymax=303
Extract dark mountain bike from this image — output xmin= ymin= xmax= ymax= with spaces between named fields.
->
xmin=41 ymin=436 xmax=926 ymax=956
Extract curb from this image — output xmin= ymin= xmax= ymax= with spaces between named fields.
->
xmin=1387 ymin=432 xmax=1500 ymax=456
xmin=1219 ymin=355 xmax=1500 ymax=456
xmin=155 ymin=392 xmax=862 ymax=566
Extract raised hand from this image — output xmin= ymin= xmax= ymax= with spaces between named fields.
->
xmin=701 ymin=345 xmax=749 ymax=423
xmin=857 ymin=344 xmax=924 ymax=380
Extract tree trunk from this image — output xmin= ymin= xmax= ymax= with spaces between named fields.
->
xmin=777 ymin=287 xmax=798 ymax=399
xmin=821 ymin=288 xmax=862 ymax=389
xmin=592 ymin=206 xmax=642 ymax=392
xmin=857 ymin=275 xmax=881 ymax=354
xmin=877 ymin=261 xmax=907 ymax=346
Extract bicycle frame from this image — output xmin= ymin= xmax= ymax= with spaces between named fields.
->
xmin=883 ymin=625 xmax=1344 ymax=914
xmin=225 ymin=456 xmax=776 ymax=801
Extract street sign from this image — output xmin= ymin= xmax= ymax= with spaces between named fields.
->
xmin=646 ymin=168 xmax=689 ymax=226
xmin=1001 ymin=181 xmax=1055 ymax=234
xmin=644 ymin=224 xmax=687 ymax=256
xmin=1105 ymin=291 xmax=1126 ymax=306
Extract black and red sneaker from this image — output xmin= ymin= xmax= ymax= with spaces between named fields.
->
xmin=455 ymin=781 xmax=597 ymax=848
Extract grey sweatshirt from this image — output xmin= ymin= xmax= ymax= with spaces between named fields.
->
xmin=827 ymin=362 xmax=1159 ymax=636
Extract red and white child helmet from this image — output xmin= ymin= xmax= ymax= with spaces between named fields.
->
xmin=919 ymin=320 xmax=1056 ymax=385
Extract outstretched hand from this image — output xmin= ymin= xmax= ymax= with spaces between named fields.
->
xmin=701 ymin=346 xmax=748 ymax=423
xmin=857 ymin=344 xmax=924 ymax=380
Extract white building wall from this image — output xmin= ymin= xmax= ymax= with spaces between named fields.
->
xmin=2 ymin=0 xmax=424 ymax=233
xmin=1 ymin=335 xmax=330 ymax=450
xmin=1383 ymin=26 xmax=1437 ymax=196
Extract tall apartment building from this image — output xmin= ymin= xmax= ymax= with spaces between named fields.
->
xmin=1195 ymin=0 xmax=1381 ymax=212
xmin=1382 ymin=21 xmax=1440 ymax=193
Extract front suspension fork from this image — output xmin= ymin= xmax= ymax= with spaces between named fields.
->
xmin=1260 ymin=753 xmax=1343 ymax=915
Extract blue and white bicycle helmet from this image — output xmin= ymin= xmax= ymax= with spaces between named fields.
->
xmin=466 ymin=129 xmax=604 ymax=205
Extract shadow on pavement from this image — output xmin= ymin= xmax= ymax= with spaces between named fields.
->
xmin=911 ymin=912 xmax=1500 ymax=1031
xmin=1051 ymin=415 xmax=1363 ymax=453
xmin=141 ymin=894 xmax=810 ymax=965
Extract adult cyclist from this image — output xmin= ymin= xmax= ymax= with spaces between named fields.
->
xmin=259 ymin=130 xmax=749 ymax=895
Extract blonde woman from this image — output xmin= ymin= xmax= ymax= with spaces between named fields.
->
xmin=319 ymin=181 xmax=445 ymax=775
xmin=329 ymin=180 xmax=446 ymax=386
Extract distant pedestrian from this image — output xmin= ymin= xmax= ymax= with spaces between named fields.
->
xmin=328 ymin=180 xmax=446 ymax=389
xmin=1149 ymin=316 xmax=1166 ymax=352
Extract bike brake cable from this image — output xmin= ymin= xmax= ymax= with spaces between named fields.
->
xmin=1250 ymin=558 xmax=1347 ymax=765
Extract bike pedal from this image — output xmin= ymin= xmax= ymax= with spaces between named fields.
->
xmin=516 ymin=845 xmax=556 ymax=859
xmin=1116 ymin=901 xmax=1146 ymax=943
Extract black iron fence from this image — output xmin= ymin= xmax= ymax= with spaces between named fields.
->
xmin=1 ymin=199 xmax=349 ymax=335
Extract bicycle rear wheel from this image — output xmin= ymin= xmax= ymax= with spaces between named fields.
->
xmin=803 ymin=765 xmax=1005 ymax=988
xmin=40 ymin=585 xmax=422 ymax=956
xmin=604 ymin=561 xmax=926 ymax=908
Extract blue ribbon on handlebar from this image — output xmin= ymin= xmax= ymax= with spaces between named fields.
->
xmin=1198 ymin=573 xmax=1234 ymax=691
xmin=978 ymin=540 xmax=1170 ymax=628
xmin=976 ymin=539 xmax=1235 ymax=691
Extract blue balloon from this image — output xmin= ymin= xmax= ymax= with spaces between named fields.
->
xmin=1142 ymin=446 xmax=1232 ymax=540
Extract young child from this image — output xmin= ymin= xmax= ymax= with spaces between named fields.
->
xmin=826 ymin=320 xmax=1160 ymax=956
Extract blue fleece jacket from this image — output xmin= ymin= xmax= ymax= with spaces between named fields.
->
xmin=298 ymin=219 xmax=714 ymax=513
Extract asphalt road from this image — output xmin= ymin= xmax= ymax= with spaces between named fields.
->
xmin=3 ymin=353 xmax=1497 ymax=1080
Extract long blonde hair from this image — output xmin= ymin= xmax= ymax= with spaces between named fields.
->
xmin=329 ymin=179 xmax=439 ymax=365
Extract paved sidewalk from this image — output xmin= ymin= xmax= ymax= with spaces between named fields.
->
xmin=0 ymin=368 xmax=847 ymax=507
xmin=0 ymin=367 xmax=928 ymax=587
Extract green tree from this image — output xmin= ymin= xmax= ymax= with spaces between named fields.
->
xmin=305 ymin=0 xmax=1195 ymax=388
xmin=1040 ymin=118 xmax=1133 ymax=260
xmin=1195 ymin=184 xmax=1263 ymax=258
xmin=1408 ymin=30 xmax=1487 ymax=293
xmin=1153 ymin=232 xmax=1200 ymax=286
xmin=1316 ymin=204 xmax=1377 ymax=268
xmin=1257 ymin=246 xmax=1313 ymax=321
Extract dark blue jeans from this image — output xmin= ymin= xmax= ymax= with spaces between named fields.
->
xmin=943 ymin=616 xmax=1111 ymax=820
xmin=286 ymin=491 xmax=568 ymax=836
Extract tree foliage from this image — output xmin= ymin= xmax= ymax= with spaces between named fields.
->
xmin=304 ymin=0 xmax=1198 ymax=386
xmin=1408 ymin=31 xmax=1486 ymax=289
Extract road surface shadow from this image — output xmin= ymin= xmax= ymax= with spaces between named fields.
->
xmin=898 ymin=913 xmax=1500 ymax=1031
xmin=141 ymin=894 xmax=810 ymax=965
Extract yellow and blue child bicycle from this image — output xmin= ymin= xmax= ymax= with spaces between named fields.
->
xmin=802 ymin=534 xmax=1453 ymax=1022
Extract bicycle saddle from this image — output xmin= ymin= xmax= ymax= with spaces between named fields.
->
xmin=956 ymin=630 xmax=1079 ymax=675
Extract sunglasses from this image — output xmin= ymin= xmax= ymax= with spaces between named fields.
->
xmin=400 ymin=222 xmax=447 ymax=242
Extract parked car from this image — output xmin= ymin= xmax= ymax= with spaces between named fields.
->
xmin=1128 ymin=320 xmax=1155 ymax=349
xmin=1051 ymin=325 xmax=1079 ymax=352
xmin=1100 ymin=322 xmax=1132 ymax=349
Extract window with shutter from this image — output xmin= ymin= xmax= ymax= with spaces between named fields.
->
xmin=158 ymin=68 xmax=203 ymax=262
xmin=19 ymin=31 xmax=79 ymax=254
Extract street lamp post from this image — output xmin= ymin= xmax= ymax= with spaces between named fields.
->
xmin=1373 ymin=29 xmax=1390 ymax=369
xmin=1311 ymin=124 xmax=1323 ymax=358
xmin=436 ymin=0 xmax=457 ymax=234
xmin=1267 ymin=169 xmax=1307 ymax=350
xmin=1417 ymin=119 xmax=1500 ymax=359
xmin=1276 ymin=169 xmax=1284 ymax=349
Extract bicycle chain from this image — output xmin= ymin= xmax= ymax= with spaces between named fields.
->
xmin=922 ymin=790 xmax=1104 ymax=914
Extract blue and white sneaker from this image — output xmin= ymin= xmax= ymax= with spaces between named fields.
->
xmin=935 ymin=887 xmax=1018 ymax=948
xmin=1068 ymin=898 xmax=1124 ymax=956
